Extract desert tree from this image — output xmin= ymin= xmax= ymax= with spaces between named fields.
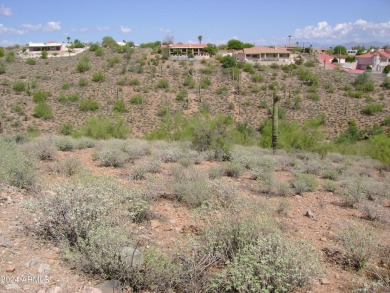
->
xmin=198 ymin=35 xmax=203 ymax=44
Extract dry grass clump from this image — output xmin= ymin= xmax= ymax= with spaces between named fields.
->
xmin=337 ymin=223 xmax=375 ymax=270
xmin=168 ymin=165 xmax=212 ymax=208
xmin=55 ymin=157 xmax=81 ymax=177
xmin=28 ymin=136 xmax=57 ymax=160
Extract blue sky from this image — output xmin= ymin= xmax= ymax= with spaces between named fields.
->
xmin=0 ymin=0 xmax=389 ymax=47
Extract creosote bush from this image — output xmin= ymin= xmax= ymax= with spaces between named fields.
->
xmin=0 ymin=137 xmax=36 ymax=189
xmin=338 ymin=224 xmax=374 ymax=270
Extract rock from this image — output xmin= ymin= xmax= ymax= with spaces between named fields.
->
xmin=320 ymin=237 xmax=327 ymax=242
xmin=320 ymin=278 xmax=331 ymax=285
xmin=25 ymin=258 xmax=39 ymax=268
xmin=305 ymin=210 xmax=316 ymax=219
xmin=5 ymin=283 xmax=20 ymax=290
xmin=38 ymin=263 xmax=51 ymax=273
xmin=120 ymin=246 xmax=144 ymax=267
xmin=150 ymin=220 xmax=161 ymax=229
xmin=37 ymin=290 xmax=46 ymax=293
xmin=47 ymin=286 xmax=62 ymax=293
xmin=84 ymin=287 xmax=103 ymax=293
xmin=96 ymin=280 xmax=122 ymax=293
xmin=0 ymin=236 xmax=13 ymax=248
xmin=5 ymin=264 xmax=16 ymax=272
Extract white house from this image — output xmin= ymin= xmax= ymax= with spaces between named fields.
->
xmin=234 ymin=46 xmax=291 ymax=62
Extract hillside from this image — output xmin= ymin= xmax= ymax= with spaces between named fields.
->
xmin=0 ymin=46 xmax=389 ymax=139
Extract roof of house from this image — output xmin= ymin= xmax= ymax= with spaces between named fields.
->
xmin=28 ymin=41 xmax=62 ymax=47
xmin=377 ymin=50 xmax=390 ymax=59
xmin=161 ymin=43 xmax=208 ymax=49
xmin=243 ymin=46 xmax=291 ymax=54
xmin=355 ymin=53 xmax=374 ymax=58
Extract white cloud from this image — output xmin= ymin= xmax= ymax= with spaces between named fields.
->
xmin=231 ymin=36 xmax=239 ymax=40
xmin=0 ymin=4 xmax=12 ymax=16
xmin=0 ymin=23 xmax=24 ymax=34
xmin=120 ymin=26 xmax=132 ymax=33
xmin=294 ymin=19 xmax=390 ymax=42
xmin=187 ymin=40 xmax=195 ymax=44
xmin=96 ymin=26 xmax=110 ymax=31
xmin=71 ymin=27 xmax=89 ymax=32
xmin=21 ymin=21 xmax=61 ymax=32
xmin=159 ymin=27 xmax=170 ymax=33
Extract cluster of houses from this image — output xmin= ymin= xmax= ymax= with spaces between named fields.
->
xmin=21 ymin=40 xmax=390 ymax=74
xmin=161 ymin=43 xmax=293 ymax=63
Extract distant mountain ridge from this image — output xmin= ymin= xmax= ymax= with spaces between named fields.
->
xmin=278 ymin=41 xmax=389 ymax=49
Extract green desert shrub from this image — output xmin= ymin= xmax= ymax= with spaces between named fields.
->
xmin=183 ymin=76 xmax=195 ymax=88
xmin=129 ymin=94 xmax=144 ymax=104
xmin=362 ymin=103 xmax=384 ymax=115
xmin=92 ymin=71 xmax=105 ymax=82
xmin=157 ymin=79 xmax=169 ymax=89
xmin=40 ymin=51 xmax=48 ymax=59
xmin=112 ymin=99 xmax=127 ymax=113
xmin=78 ymin=77 xmax=88 ymax=87
xmin=32 ymin=90 xmax=50 ymax=103
xmin=75 ymin=116 xmax=130 ymax=139
xmin=79 ymin=99 xmax=99 ymax=111
xmin=200 ymin=76 xmax=211 ymax=88
xmin=76 ymin=56 xmax=91 ymax=73
xmin=0 ymin=62 xmax=5 ymax=74
xmin=5 ymin=51 xmax=15 ymax=62
xmin=95 ymin=47 xmax=104 ymax=56
xmin=251 ymin=73 xmax=263 ymax=82
xmin=26 ymin=58 xmax=36 ymax=65
xmin=354 ymin=73 xmax=375 ymax=92
xmin=383 ymin=77 xmax=390 ymax=89
xmin=33 ymin=102 xmax=53 ymax=119
xmin=129 ymin=78 xmax=140 ymax=86
xmin=13 ymin=81 xmax=26 ymax=93
xmin=176 ymin=90 xmax=187 ymax=101
xmin=60 ymin=122 xmax=73 ymax=136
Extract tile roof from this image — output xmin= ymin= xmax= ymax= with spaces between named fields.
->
xmin=377 ymin=50 xmax=390 ymax=59
xmin=243 ymin=46 xmax=290 ymax=54
xmin=355 ymin=53 xmax=374 ymax=58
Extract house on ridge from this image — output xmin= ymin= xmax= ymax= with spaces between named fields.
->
xmin=234 ymin=46 xmax=292 ymax=63
xmin=27 ymin=41 xmax=64 ymax=52
xmin=160 ymin=43 xmax=210 ymax=60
